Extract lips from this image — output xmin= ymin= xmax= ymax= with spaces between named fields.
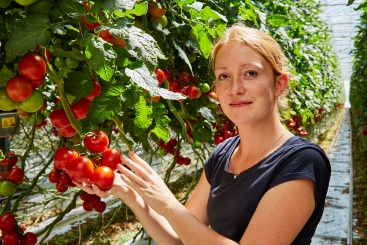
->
xmin=229 ymin=101 xmax=252 ymax=106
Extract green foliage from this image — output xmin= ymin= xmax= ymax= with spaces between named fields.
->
xmin=350 ymin=1 xmax=367 ymax=151
xmin=0 ymin=0 xmax=345 ymax=242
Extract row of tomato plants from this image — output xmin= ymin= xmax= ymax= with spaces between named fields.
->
xmin=350 ymin=1 xmax=367 ymax=150
xmin=0 ymin=0 xmax=345 ymax=244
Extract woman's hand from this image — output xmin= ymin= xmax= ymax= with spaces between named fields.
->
xmin=117 ymin=151 xmax=180 ymax=216
xmin=73 ymin=170 xmax=134 ymax=199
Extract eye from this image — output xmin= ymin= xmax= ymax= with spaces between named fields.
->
xmin=217 ymin=73 xmax=230 ymax=81
xmin=245 ymin=70 xmax=258 ymax=77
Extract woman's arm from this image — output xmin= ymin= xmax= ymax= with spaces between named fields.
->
xmin=119 ymin=152 xmax=316 ymax=245
xmin=73 ymin=172 xmax=183 ymax=245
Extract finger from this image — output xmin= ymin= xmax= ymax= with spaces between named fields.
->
xmin=128 ymin=151 xmax=155 ymax=174
xmin=73 ymin=181 xmax=95 ymax=194
xmin=117 ymin=164 xmax=146 ymax=187
xmin=120 ymin=155 xmax=151 ymax=180
xmin=91 ymin=184 xmax=112 ymax=198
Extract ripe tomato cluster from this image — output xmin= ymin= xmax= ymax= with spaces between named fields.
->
xmin=49 ymin=79 xmax=101 ymax=138
xmin=159 ymin=139 xmax=191 ymax=166
xmin=79 ymin=191 xmax=107 ymax=213
xmin=48 ymin=131 xmax=121 ymax=212
xmin=213 ymin=119 xmax=238 ymax=145
xmin=285 ymin=116 xmax=308 ymax=137
xmin=0 ymin=212 xmax=37 ymax=245
xmin=0 ymin=53 xmax=46 ymax=116
xmin=148 ymin=3 xmax=168 ymax=29
xmin=0 ymin=152 xmax=24 ymax=197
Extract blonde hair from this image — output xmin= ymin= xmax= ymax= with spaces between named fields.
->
xmin=210 ymin=24 xmax=290 ymax=109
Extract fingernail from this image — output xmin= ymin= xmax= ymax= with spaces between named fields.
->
xmin=117 ymin=164 xmax=124 ymax=169
xmin=128 ymin=151 xmax=134 ymax=156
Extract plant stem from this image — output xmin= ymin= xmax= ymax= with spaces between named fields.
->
xmin=112 ymin=117 xmax=133 ymax=151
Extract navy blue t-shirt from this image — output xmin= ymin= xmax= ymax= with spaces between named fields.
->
xmin=205 ymin=136 xmax=331 ymax=244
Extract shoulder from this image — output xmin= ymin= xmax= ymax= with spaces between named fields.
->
xmin=204 ymin=135 xmax=239 ymax=183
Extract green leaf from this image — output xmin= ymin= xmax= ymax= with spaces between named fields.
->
xmin=0 ymin=66 xmax=14 ymax=87
xmin=114 ymin=2 xmax=148 ymax=17
xmin=0 ymin=150 xmax=4 ymax=161
xmin=347 ymin=0 xmax=355 ymax=6
xmin=198 ymin=107 xmax=215 ymax=123
xmin=100 ymin=0 xmax=137 ymax=11
xmin=81 ymin=33 xmax=116 ymax=81
xmin=60 ymin=0 xmax=85 ymax=18
xmin=171 ymin=37 xmax=192 ymax=73
xmin=111 ymin=23 xmax=165 ymax=71
xmin=125 ymin=63 xmax=185 ymax=100
xmin=64 ymin=71 xmax=93 ymax=100
xmin=151 ymin=102 xmax=170 ymax=141
xmin=191 ymin=24 xmax=212 ymax=59
xmin=200 ymin=6 xmax=228 ymax=22
xmin=0 ymin=0 xmax=11 ymax=8
xmin=84 ymin=93 xmax=122 ymax=126
xmin=5 ymin=14 xmax=51 ymax=62
xmin=134 ymin=95 xmax=153 ymax=135
xmin=121 ymin=88 xmax=139 ymax=109
xmin=174 ymin=0 xmax=195 ymax=8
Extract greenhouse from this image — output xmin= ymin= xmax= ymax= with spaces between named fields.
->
xmin=0 ymin=0 xmax=367 ymax=244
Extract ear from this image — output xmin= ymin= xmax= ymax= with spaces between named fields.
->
xmin=275 ymin=74 xmax=288 ymax=97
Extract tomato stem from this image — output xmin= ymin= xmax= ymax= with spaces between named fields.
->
xmin=42 ymin=47 xmax=83 ymax=135
xmin=112 ymin=117 xmax=133 ymax=151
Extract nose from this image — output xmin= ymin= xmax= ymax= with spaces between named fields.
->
xmin=228 ymin=75 xmax=245 ymax=95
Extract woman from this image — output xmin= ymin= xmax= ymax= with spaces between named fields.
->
xmin=75 ymin=25 xmax=331 ymax=245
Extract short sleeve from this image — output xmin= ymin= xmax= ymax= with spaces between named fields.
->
xmin=269 ymin=148 xmax=331 ymax=205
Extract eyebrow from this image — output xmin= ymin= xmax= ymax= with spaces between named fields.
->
xmin=215 ymin=61 xmax=265 ymax=71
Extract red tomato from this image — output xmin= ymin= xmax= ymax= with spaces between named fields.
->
xmin=82 ymin=201 xmax=93 ymax=211
xmin=80 ymin=16 xmax=100 ymax=30
xmin=53 ymin=147 xmax=79 ymax=171
xmin=20 ymin=232 xmax=37 ymax=245
xmin=148 ymin=4 xmax=166 ymax=18
xmin=84 ymin=79 xmax=101 ymax=101
xmin=48 ymin=170 xmax=60 ymax=183
xmin=101 ymin=148 xmax=122 ymax=170
xmin=71 ymin=98 xmax=91 ymax=119
xmin=2 ymin=231 xmax=19 ymax=245
xmin=0 ymin=152 xmax=18 ymax=169
xmin=18 ymin=53 xmax=46 ymax=81
xmin=59 ymin=172 xmax=73 ymax=187
xmin=98 ymin=29 xmax=113 ymax=42
xmin=83 ymin=130 xmax=109 ymax=153
xmin=110 ymin=37 xmax=126 ymax=47
xmin=80 ymin=191 xmax=91 ymax=201
xmin=168 ymin=81 xmax=180 ymax=92
xmin=94 ymin=201 xmax=107 ymax=212
xmin=58 ymin=125 xmax=77 ymax=138
xmin=7 ymin=167 xmax=24 ymax=184
xmin=90 ymin=166 xmax=114 ymax=191
xmin=67 ymin=156 xmax=94 ymax=182
xmin=186 ymin=85 xmax=200 ymax=99
xmin=55 ymin=182 xmax=68 ymax=193
xmin=0 ymin=213 xmax=16 ymax=231
xmin=49 ymin=108 xmax=71 ymax=129
xmin=31 ymin=78 xmax=44 ymax=88
xmin=88 ymin=195 xmax=102 ymax=209
xmin=214 ymin=134 xmax=224 ymax=145
xmin=208 ymin=91 xmax=218 ymax=100
xmin=6 ymin=76 xmax=33 ymax=102
xmin=155 ymin=68 xmax=165 ymax=85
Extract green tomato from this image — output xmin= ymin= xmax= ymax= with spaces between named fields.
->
xmin=187 ymin=53 xmax=197 ymax=63
xmin=151 ymin=15 xmax=168 ymax=29
xmin=14 ymin=0 xmax=39 ymax=6
xmin=54 ymin=57 xmax=66 ymax=70
xmin=20 ymin=89 xmax=44 ymax=113
xmin=200 ymin=83 xmax=211 ymax=93
xmin=0 ymin=88 xmax=18 ymax=111
xmin=65 ymin=57 xmax=80 ymax=69
xmin=0 ymin=180 xmax=16 ymax=196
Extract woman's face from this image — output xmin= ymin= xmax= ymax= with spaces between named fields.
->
xmin=214 ymin=41 xmax=281 ymax=126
